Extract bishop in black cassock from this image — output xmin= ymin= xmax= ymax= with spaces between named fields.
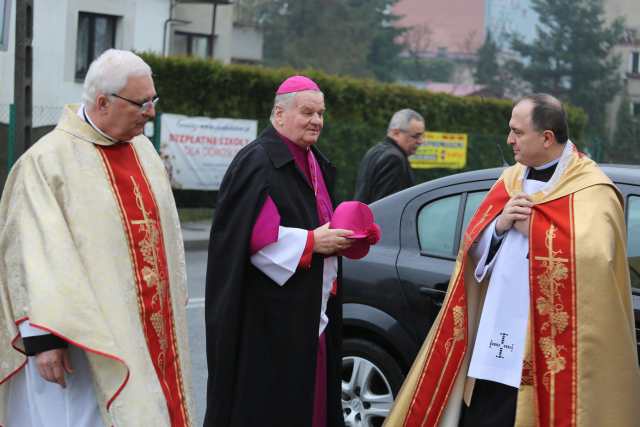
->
xmin=204 ymin=76 xmax=354 ymax=427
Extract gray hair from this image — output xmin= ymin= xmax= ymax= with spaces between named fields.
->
xmin=269 ymin=90 xmax=324 ymax=123
xmin=387 ymin=109 xmax=425 ymax=133
xmin=269 ymin=92 xmax=297 ymax=123
xmin=82 ymin=49 xmax=152 ymax=107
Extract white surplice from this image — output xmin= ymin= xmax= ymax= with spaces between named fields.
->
xmin=250 ymin=226 xmax=338 ymax=336
xmin=6 ymin=324 xmax=104 ymax=427
xmin=467 ymin=143 xmax=573 ymax=388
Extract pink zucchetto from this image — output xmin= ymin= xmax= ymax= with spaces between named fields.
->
xmin=276 ymin=75 xmax=321 ymax=95
xmin=330 ymin=201 xmax=381 ymax=260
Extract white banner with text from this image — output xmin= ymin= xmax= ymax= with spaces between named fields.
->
xmin=160 ymin=113 xmax=257 ymax=190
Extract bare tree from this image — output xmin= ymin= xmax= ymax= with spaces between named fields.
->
xmin=451 ymin=30 xmax=479 ymax=85
xmin=400 ymin=23 xmax=433 ymax=80
xmin=402 ymin=23 xmax=433 ymax=59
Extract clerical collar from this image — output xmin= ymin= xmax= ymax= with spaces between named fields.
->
xmin=77 ymin=104 xmax=118 ymax=143
xmin=527 ymin=157 xmax=560 ymax=182
xmin=276 ymin=130 xmax=312 ymax=182
xmin=277 ymin=131 xmax=309 ymax=153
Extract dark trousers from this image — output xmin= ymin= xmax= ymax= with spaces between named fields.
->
xmin=459 ymin=379 xmax=518 ymax=427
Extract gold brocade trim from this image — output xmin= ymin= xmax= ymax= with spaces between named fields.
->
xmin=451 ymin=305 xmax=465 ymax=346
xmin=521 ymin=360 xmax=534 ymax=386
xmin=569 ymin=196 xmax=577 ymax=424
xmin=129 ymin=147 xmax=190 ymax=426
xmin=130 ymin=177 xmax=169 ymax=371
xmin=463 ymin=204 xmax=493 ymax=250
xmin=421 ymin=303 xmax=465 ymax=427
xmin=534 ymin=223 xmax=569 ymax=425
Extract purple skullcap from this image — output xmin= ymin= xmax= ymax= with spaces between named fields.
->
xmin=276 ymin=75 xmax=320 ymax=95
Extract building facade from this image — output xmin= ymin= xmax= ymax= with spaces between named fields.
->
xmin=0 ymin=0 xmax=263 ymax=127
xmin=0 ymin=0 xmax=169 ymax=125
xmin=0 ymin=0 xmax=263 ymax=189
xmin=605 ymin=0 xmax=640 ymax=139
xmin=393 ymin=0 xmax=485 ymax=60
xmin=169 ymin=1 xmax=262 ymax=65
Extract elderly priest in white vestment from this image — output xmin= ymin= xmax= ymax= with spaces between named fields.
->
xmin=0 ymin=50 xmax=194 ymax=426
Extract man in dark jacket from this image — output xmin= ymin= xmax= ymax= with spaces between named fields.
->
xmin=354 ymin=109 xmax=425 ymax=204
xmin=204 ymin=75 xmax=353 ymax=427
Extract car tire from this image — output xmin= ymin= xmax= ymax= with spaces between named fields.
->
xmin=341 ymin=338 xmax=405 ymax=427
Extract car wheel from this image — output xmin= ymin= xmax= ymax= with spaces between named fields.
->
xmin=341 ymin=338 xmax=404 ymax=427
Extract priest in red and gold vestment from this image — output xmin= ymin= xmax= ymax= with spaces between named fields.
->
xmin=0 ymin=50 xmax=193 ymax=426
xmin=385 ymin=94 xmax=640 ymax=427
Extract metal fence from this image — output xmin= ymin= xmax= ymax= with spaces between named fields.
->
xmin=32 ymin=105 xmax=63 ymax=128
xmin=1 ymin=104 xmax=64 ymax=190
xmin=0 ymin=105 xmax=163 ymax=191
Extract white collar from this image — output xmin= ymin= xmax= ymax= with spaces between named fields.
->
xmin=520 ymin=140 xmax=575 ymax=194
xmin=533 ymin=156 xmax=560 ymax=170
xmin=77 ymin=104 xmax=119 ymax=143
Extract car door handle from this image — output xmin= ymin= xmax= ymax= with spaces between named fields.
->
xmin=419 ymin=286 xmax=446 ymax=297
xmin=418 ymin=286 xmax=446 ymax=308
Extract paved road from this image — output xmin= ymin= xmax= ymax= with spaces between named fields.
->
xmin=185 ymin=249 xmax=207 ymax=426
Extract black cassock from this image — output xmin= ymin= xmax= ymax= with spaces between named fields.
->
xmin=204 ymin=126 xmax=345 ymax=427
xmin=354 ymin=137 xmax=415 ymax=204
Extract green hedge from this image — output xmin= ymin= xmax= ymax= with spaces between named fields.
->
xmin=142 ymin=53 xmax=587 ymax=203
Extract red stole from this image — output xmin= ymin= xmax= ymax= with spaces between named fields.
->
xmin=97 ymin=143 xmax=189 ymax=427
xmin=403 ymin=182 xmax=578 ymax=427
xmin=529 ymin=196 xmax=577 ymax=426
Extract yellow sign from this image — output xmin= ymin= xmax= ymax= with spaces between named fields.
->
xmin=410 ymin=132 xmax=467 ymax=169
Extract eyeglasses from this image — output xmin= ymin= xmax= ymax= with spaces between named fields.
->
xmin=401 ymin=130 xmax=424 ymax=140
xmin=110 ymin=93 xmax=159 ymax=113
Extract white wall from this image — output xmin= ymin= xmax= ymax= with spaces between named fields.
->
xmin=172 ymin=3 xmax=259 ymax=65
xmin=133 ymin=0 xmax=169 ymax=53
xmin=231 ymin=25 xmax=262 ymax=63
xmin=0 ymin=0 xmax=169 ymax=125
xmin=0 ymin=0 xmax=15 ymax=107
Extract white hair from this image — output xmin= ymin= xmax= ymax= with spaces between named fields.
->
xmin=387 ymin=108 xmax=424 ymax=133
xmin=82 ymin=49 xmax=152 ymax=107
xmin=269 ymin=90 xmax=324 ymax=124
xmin=269 ymin=92 xmax=298 ymax=123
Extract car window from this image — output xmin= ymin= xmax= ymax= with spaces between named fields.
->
xmin=462 ymin=191 xmax=489 ymax=234
xmin=627 ymin=195 xmax=640 ymax=290
xmin=417 ymin=194 xmax=461 ymax=257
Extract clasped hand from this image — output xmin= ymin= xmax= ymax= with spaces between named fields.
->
xmin=495 ymin=193 xmax=533 ymax=237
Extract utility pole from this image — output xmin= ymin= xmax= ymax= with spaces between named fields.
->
xmin=208 ymin=0 xmax=231 ymax=59
xmin=14 ymin=0 xmax=33 ymax=157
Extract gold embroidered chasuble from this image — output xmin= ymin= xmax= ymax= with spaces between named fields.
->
xmin=385 ymin=151 xmax=640 ymax=427
xmin=0 ymin=105 xmax=194 ymax=426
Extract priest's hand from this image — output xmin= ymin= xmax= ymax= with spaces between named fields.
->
xmin=496 ymin=193 xmax=533 ymax=236
xmin=513 ymin=217 xmax=530 ymax=237
xmin=35 ymin=348 xmax=74 ymax=388
xmin=313 ymin=223 xmax=354 ymax=255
